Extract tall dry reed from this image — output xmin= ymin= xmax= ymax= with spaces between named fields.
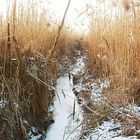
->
xmin=0 ymin=0 xmax=73 ymax=139
xmin=87 ymin=0 xmax=140 ymax=105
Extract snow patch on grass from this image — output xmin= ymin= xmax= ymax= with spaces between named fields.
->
xmin=70 ymin=56 xmax=86 ymax=76
xmin=88 ymin=119 xmax=139 ymax=140
xmin=0 ymin=100 xmax=5 ymax=108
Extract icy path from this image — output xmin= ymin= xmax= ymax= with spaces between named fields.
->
xmin=46 ymin=56 xmax=85 ymax=140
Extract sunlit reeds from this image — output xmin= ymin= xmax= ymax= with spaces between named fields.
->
xmin=0 ymin=0 xmax=72 ymax=139
xmin=88 ymin=0 xmax=140 ymax=105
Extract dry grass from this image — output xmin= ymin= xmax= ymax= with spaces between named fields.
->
xmin=0 ymin=0 xmax=73 ymax=139
xmin=87 ymin=0 xmax=140 ymax=105
xmin=1 ymin=0 xmax=140 ymax=139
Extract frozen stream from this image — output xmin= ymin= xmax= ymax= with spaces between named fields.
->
xmin=46 ymin=75 xmax=82 ymax=140
xmin=46 ymin=56 xmax=86 ymax=140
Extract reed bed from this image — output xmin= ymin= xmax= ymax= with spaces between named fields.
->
xmin=87 ymin=0 xmax=140 ymax=105
xmin=1 ymin=0 xmax=140 ymax=139
xmin=0 ymin=0 xmax=73 ymax=139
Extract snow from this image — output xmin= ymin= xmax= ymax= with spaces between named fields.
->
xmin=46 ymin=75 xmax=83 ymax=140
xmin=87 ymin=120 xmax=122 ymax=140
xmin=30 ymin=135 xmax=42 ymax=140
xmin=88 ymin=120 xmax=140 ymax=140
xmin=29 ymin=132 xmax=42 ymax=140
xmin=70 ymin=56 xmax=86 ymax=76
xmin=46 ymin=56 xmax=86 ymax=140
xmin=130 ymin=105 xmax=140 ymax=115
xmin=110 ymin=136 xmax=139 ymax=140
xmin=86 ymin=104 xmax=140 ymax=140
xmin=0 ymin=100 xmax=5 ymax=108
xmin=91 ymin=79 xmax=110 ymax=103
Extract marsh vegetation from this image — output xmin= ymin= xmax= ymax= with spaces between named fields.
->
xmin=0 ymin=0 xmax=140 ymax=140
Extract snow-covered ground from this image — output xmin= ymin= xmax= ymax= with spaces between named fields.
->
xmin=87 ymin=120 xmax=122 ymax=140
xmin=87 ymin=105 xmax=140 ymax=140
xmin=70 ymin=56 xmax=86 ymax=76
xmin=88 ymin=117 xmax=140 ymax=140
xmin=90 ymin=79 xmax=110 ymax=103
xmin=0 ymin=100 xmax=5 ymax=108
xmin=110 ymin=136 xmax=139 ymax=140
xmin=46 ymin=75 xmax=83 ymax=140
xmin=46 ymin=55 xmax=86 ymax=140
